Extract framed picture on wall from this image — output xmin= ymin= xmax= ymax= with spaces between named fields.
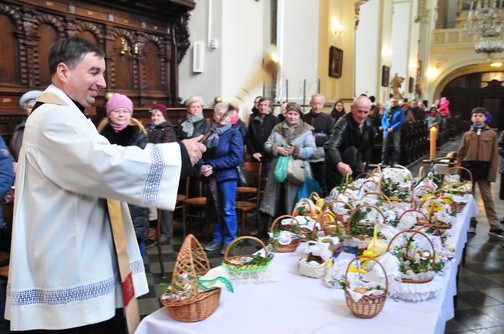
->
xmin=381 ymin=65 xmax=390 ymax=87
xmin=329 ymin=46 xmax=343 ymax=78
xmin=409 ymin=77 xmax=414 ymax=93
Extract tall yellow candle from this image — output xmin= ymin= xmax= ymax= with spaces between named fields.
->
xmin=430 ymin=127 xmax=437 ymax=160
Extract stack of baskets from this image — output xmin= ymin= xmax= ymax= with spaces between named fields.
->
xmin=161 ymin=234 xmax=221 ymax=322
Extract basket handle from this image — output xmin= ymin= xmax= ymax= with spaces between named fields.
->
xmin=358 ymin=179 xmax=380 ymax=193
xmin=223 ymin=236 xmax=268 ymax=262
xmin=347 ymin=204 xmax=387 ymax=235
xmin=344 ymin=256 xmax=389 ymax=293
xmin=397 ymin=209 xmax=430 ymax=224
xmin=443 ymin=166 xmax=473 ymax=184
xmin=385 ymin=229 xmax=436 ymax=269
xmin=309 ymin=192 xmax=320 ymax=201
xmin=360 ymin=192 xmax=391 ymax=204
xmin=270 ymin=214 xmax=298 ymax=233
xmin=292 ymin=198 xmax=315 ymax=216
xmin=417 ymin=166 xmax=425 ymax=180
xmin=354 ymin=172 xmax=372 ymax=179
xmin=326 ymin=199 xmax=354 ymax=212
xmin=332 ymin=245 xmax=357 ymax=262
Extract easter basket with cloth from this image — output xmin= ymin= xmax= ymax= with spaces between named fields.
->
xmin=344 ymin=255 xmax=388 ymax=319
xmin=386 ymin=229 xmax=444 ymax=284
xmin=380 ymin=164 xmax=414 ymax=204
xmin=269 ymin=215 xmax=302 ymax=253
xmin=160 ymin=234 xmax=223 ymax=322
xmin=222 ymin=236 xmax=273 ymax=275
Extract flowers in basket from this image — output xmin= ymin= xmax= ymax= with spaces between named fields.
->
xmin=420 ymin=193 xmax=455 ymax=228
xmin=389 ymin=234 xmax=446 ymax=282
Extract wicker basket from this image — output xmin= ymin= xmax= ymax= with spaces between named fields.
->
xmin=347 ymin=204 xmax=386 ymax=240
xmin=321 ymin=200 xmax=354 ymax=236
xmin=222 ymin=236 xmax=271 ymax=274
xmin=344 ymin=256 xmax=388 ymax=319
xmin=419 ymin=196 xmax=454 ymax=230
xmin=442 ymin=166 xmax=473 ymax=186
xmin=398 ymin=209 xmax=430 ymax=227
xmin=161 ymin=234 xmax=221 ymax=322
xmin=359 ymin=192 xmax=391 ymax=206
xmin=269 ymin=215 xmax=301 ymax=253
xmin=292 ymin=198 xmax=319 ymax=219
xmin=386 ymin=229 xmax=437 ymax=283
xmin=298 ymin=241 xmax=330 ymax=278
xmin=380 ymin=164 xmax=414 ymax=203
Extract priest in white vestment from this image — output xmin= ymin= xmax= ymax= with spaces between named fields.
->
xmin=5 ymin=37 xmax=205 ymax=331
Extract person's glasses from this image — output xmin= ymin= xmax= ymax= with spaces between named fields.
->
xmin=110 ymin=109 xmax=131 ymax=114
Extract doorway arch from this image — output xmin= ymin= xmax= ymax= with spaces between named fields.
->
xmin=435 ymin=65 xmax=504 ymax=130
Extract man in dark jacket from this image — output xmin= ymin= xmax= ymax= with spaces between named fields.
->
xmin=302 ymin=94 xmax=333 ymax=196
xmin=324 ymin=95 xmax=374 ymax=192
xmin=246 ymin=97 xmax=278 ymax=177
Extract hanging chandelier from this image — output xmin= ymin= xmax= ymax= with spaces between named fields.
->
xmin=465 ymin=1 xmax=504 ymax=57
xmin=465 ymin=0 xmax=503 ymax=37
xmin=474 ymin=38 xmax=504 ymax=54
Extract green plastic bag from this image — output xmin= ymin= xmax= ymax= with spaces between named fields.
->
xmin=274 ymin=155 xmax=290 ymax=183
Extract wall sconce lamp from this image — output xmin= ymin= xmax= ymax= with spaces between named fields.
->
xmin=426 ymin=67 xmax=438 ymax=81
xmin=331 ymin=18 xmax=344 ymax=36
xmin=333 ymin=24 xmax=344 ymax=35
xmin=120 ymin=37 xmax=140 ymax=58
xmin=382 ymin=47 xmax=393 ymax=65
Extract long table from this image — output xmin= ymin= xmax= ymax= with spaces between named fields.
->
xmin=136 ymin=197 xmax=477 ymax=334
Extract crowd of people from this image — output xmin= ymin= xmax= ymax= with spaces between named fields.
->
xmin=1 ymin=35 xmax=503 ymax=332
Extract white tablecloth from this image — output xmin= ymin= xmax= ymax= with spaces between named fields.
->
xmin=136 ymin=197 xmax=477 ymax=334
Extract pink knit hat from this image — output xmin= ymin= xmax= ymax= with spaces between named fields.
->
xmin=106 ymin=93 xmax=133 ymax=115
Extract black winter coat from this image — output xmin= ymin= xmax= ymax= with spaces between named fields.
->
xmin=147 ymin=120 xmax=177 ymax=144
xmin=175 ymin=117 xmax=210 ymax=140
xmin=324 ymin=113 xmax=375 ymax=190
xmin=246 ymin=113 xmax=278 ymax=162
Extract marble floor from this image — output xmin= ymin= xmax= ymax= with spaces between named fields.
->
xmin=139 ymin=136 xmax=504 ymax=333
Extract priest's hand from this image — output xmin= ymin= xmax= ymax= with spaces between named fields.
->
xmin=182 ymin=135 xmax=207 ymax=165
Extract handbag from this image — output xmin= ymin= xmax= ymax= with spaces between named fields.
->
xmin=461 ymin=160 xmax=490 ymax=181
xmin=237 ymin=163 xmax=248 ymax=186
xmin=296 ymin=164 xmax=322 ymax=201
xmin=274 ymin=154 xmax=290 ymax=183
xmin=287 ymin=159 xmax=310 ymax=185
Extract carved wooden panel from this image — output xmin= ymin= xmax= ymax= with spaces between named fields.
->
xmin=0 ymin=0 xmax=195 ymax=140
xmin=0 ymin=13 xmax=19 ymax=85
